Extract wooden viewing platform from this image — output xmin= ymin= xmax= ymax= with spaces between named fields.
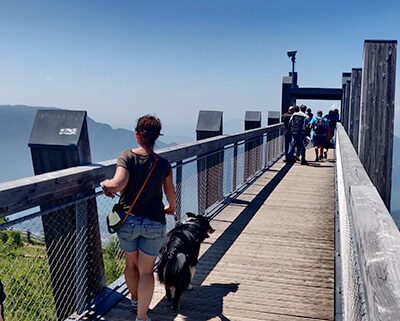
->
xmin=103 ymin=151 xmax=335 ymax=321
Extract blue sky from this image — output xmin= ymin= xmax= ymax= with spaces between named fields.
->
xmin=0 ymin=0 xmax=399 ymax=133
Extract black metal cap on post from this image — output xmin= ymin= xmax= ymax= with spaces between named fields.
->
xmin=268 ymin=111 xmax=281 ymax=126
xmin=29 ymin=110 xmax=91 ymax=173
xmin=245 ymin=111 xmax=262 ymax=130
xmin=29 ymin=110 xmax=87 ymax=148
xmin=196 ymin=110 xmax=223 ymax=140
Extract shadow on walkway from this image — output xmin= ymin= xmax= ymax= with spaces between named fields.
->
xmin=150 ymin=162 xmax=293 ymax=320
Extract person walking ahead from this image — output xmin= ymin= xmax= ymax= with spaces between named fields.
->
xmin=309 ymin=110 xmax=330 ymax=162
xmin=282 ymin=106 xmax=295 ymax=161
xmin=101 ymin=115 xmax=176 ymax=321
xmin=286 ymin=106 xmax=308 ymax=165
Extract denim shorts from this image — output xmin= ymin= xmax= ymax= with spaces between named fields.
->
xmin=117 ymin=215 xmax=166 ymax=257
xmin=313 ymin=135 xmax=327 ymax=147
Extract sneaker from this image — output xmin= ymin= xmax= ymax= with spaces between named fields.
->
xmin=131 ymin=299 xmax=138 ymax=314
xmin=136 ymin=317 xmax=151 ymax=321
xmin=301 ymin=159 xmax=308 ymax=165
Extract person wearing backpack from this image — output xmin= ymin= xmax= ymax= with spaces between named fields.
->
xmin=309 ymin=110 xmax=330 ymax=162
xmin=286 ymin=106 xmax=308 ymax=165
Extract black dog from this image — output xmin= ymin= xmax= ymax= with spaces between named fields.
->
xmin=156 ymin=212 xmax=215 ymax=310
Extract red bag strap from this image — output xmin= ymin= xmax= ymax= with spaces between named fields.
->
xmin=121 ymin=155 xmax=159 ymax=225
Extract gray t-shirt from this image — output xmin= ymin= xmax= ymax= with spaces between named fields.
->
xmin=117 ymin=150 xmax=171 ymax=224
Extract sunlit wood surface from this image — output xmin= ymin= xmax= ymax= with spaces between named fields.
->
xmin=103 ymin=151 xmax=335 ymax=321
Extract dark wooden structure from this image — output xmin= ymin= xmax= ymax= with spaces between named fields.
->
xmin=290 ymin=87 xmax=342 ymax=100
xmin=348 ymin=68 xmax=362 ymax=150
xmin=281 ymin=72 xmax=342 ymax=117
xmin=341 ymin=72 xmax=351 ymax=127
xmin=196 ymin=110 xmax=224 ymax=214
xmin=28 ymin=110 xmax=105 ymax=320
xmin=267 ymin=111 xmax=280 ymax=126
xmin=244 ymin=111 xmax=262 ymax=180
xmin=358 ymin=40 xmax=397 ymax=210
xmin=281 ymin=75 xmax=296 ymax=115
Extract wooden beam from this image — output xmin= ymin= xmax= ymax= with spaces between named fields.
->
xmin=281 ymin=76 xmax=293 ymax=116
xmin=348 ymin=68 xmax=362 ymax=151
xmin=0 ymin=124 xmax=282 ymax=217
xmin=358 ymin=40 xmax=397 ymax=209
xmin=341 ymin=72 xmax=351 ymax=124
xmin=344 ymin=80 xmax=351 ymax=133
xmin=290 ymin=87 xmax=343 ymax=100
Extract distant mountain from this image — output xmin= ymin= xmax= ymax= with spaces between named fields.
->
xmin=0 ymin=105 xmax=174 ymax=183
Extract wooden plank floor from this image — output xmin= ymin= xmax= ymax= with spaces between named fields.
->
xmin=103 ymin=150 xmax=335 ymax=321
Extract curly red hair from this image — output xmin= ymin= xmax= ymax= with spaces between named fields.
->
xmin=135 ymin=115 xmax=162 ymax=148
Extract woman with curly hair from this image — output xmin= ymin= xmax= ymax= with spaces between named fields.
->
xmin=101 ymin=115 xmax=176 ymax=321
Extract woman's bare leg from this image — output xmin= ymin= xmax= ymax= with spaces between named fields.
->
xmin=124 ymin=250 xmax=139 ymax=301
xmin=137 ymin=250 xmax=157 ymax=320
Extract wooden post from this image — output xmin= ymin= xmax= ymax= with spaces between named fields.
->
xmin=196 ymin=110 xmax=224 ymax=215
xmin=175 ymin=161 xmax=182 ymax=222
xmin=281 ymin=75 xmax=297 ymax=116
xmin=268 ymin=111 xmax=280 ymax=126
xmin=28 ymin=110 xmax=105 ymax=320
xmin=341 ymin=72 xmax=351 ymax=127
xmin=344 ymin=80 xmax=351 ymax=133
xmin=232 ymin=142 xmax=238 ymax=191
xmin=358 ymin=40 xmax=397 ymax=210
xmin=268 ymin=111 xmax=280 ymax=162
xmin=244 ymin=111 xmax=262 ymax=180
xmin=281 ymin=76 xmax=292 ymax=116
xmin=348 ymin=68 xmax=362 ymax=151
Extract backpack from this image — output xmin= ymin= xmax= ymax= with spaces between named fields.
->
xmin=314 ymin=117 xmax=326 ymax=136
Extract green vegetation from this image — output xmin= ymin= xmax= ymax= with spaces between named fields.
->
xmin=0 ymin=229 xmax=57 ymax=321
xmin=0 ymin=229 xmax=124 ymax=321
xmin=103 ymin=236 xmax=125 ymax=285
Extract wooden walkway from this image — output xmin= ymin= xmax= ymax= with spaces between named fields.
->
xmin=103 ymin=151 xmax=335 ymax=321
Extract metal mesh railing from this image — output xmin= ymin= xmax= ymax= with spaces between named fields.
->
xmin=0 ymin=127 xmax=283 ymax=321
xmin=336 ymin=129 xmax=364 ymax=321
xmin=0 ymin=192 xmax=125 ymax=321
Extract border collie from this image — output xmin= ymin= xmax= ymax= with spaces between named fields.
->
xmin=156 ymin=212 xmax=215 ymax=310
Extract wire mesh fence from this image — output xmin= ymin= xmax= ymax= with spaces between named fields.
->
xmin=0 ymin=127 xmax=283 ymax=321
xmin=336 ymin=129 xmax=365 ymax=321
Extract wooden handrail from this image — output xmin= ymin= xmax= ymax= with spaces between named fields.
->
xmin=0 ymin=124 xmax=282 ymax=217
xmin=336 ymin=123 xmax=400 ymax=320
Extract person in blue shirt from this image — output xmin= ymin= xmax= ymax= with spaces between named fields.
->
xmin=309 ymin=110 xmax=330 ymax=162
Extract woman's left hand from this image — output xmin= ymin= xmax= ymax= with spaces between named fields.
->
xmin=101 ymin=182 xmax=115 ymax=198
xmin=164 ymin=204 xmax=175 ymax=215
